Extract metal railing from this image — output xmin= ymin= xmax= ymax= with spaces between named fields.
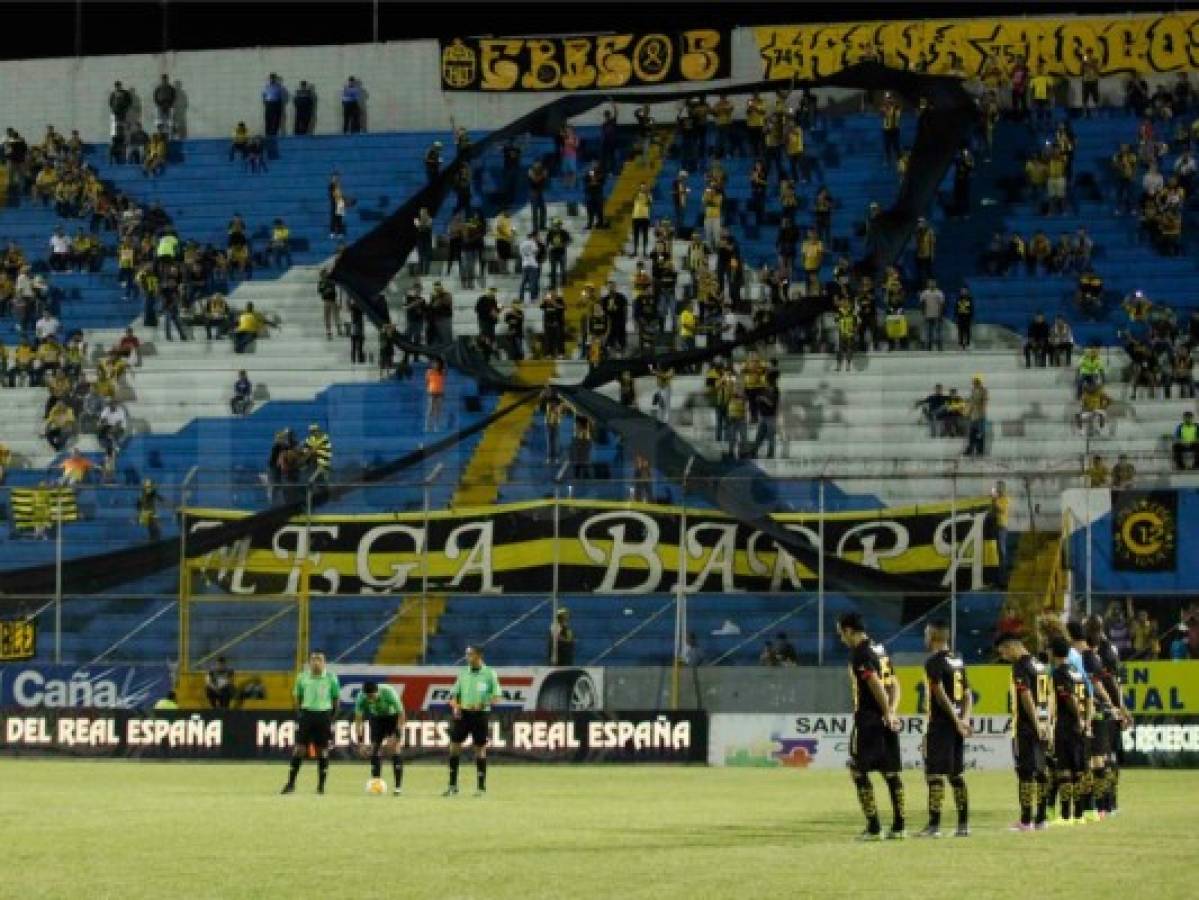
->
xmin=1 ymin=475 xmax=1191 ymax=670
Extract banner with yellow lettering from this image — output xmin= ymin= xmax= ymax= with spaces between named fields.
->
xmin=440 ymin=29 xmax=731 ymax=92
xmin=181 ymin=497 xmax=996 ymax=597
xmin=755 ymin=13 xmax=1199 ymax=81
xmin=896 ymin=661 xmax=1199 ymax=716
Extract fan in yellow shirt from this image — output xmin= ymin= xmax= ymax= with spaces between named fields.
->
xmin=678 ymin=304 xmax=697 ymax=351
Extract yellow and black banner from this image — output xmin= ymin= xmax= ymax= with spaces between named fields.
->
xmin=755 ymin=12 xmax=1199 ymax=81
xmin=184 ymin=498 xmax=997 ymax=597
xmin=1113 ymin=490 xmax=1177 ymax=572
xmin=0 ymin=619 xmax=36 ymax=661
xmin=440 ymin=29 xmax=731 ymax=92
xmin=10 ymin=488 xmax=79 ymax=531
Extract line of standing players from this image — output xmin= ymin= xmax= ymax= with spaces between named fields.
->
xmin=838 ymin=611 xmax=1130 ymax=840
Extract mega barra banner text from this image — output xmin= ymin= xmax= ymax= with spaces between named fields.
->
xmin=183 ymin=497 xmax=997 ymax=596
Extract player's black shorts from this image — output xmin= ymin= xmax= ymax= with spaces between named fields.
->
xmin=1054 ymin=730 xmax=1086 ymax=774
xmin=449 ymin=710 xmax=490 ymax=747
xmin=296 ymin=710 xmax=333 ymax=749
xmin=1106 ymin=718 xmax=1123 ymax=760
xmin=369 ymin=714 xmax=399 ymax=744
xmin=850 ymin=717 xmax=901 ymax=773
xmin=1088 ymin=718 xmax=1111 ymax=757
xmin=924 ymin=722 xmax=964 ymax=776
xmin=1012 ymin=729 xmax=1046 ymax=779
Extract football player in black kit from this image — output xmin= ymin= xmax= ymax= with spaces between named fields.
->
xmin=1085 ymin=614 xmax=1132 ymax=815
xmin=837 ymin=613 xmax=906 ymax=841
xmin=996 ymin=632 xmax=1052 ymax=831
xmin=916 ymin=621 xmax=973 ymax=838
xmin=1051 ymin=635 xmax=1092 ymax=825
xmin=1069 ymin=618 xmax=1103 ymax=824
xmin=1073 ymin=619 xmax=1119 ymax=821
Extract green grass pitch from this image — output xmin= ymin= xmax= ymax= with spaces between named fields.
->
xmin=2 ymin=761 xmax=1193 ymax=899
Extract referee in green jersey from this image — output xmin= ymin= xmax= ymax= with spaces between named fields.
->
xmin=444 ymin=645 xmax=502 ymax=797
xmin=281 ymin=651 xmax=341 ymax=795
xmin=353 ymin=681 xmax=407 ymax=795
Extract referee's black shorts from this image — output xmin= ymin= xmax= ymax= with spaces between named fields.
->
xmin=449 ymin=710 xmax=490 ymax=747
xmin=296 ymin=710 xmax=334 ymax=749
xmin=924 ymin=722 xmax=964 ymax=777
xmin=369 ymin=714 xmax=400 ymax=744
xmin=850 ymin=716 xmax=901 ymax=773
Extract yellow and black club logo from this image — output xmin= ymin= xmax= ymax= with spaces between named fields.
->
xmin=1113 ymin=493 xmax=1177 ymax=571
xmin=442 ymin=38 xmax=478 ymax=90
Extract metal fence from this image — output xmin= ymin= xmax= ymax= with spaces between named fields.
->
xmin=0 ymin=471 xmax=1190 ymax=668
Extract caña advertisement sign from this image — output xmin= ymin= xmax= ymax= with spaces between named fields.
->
xmin=183 ymin=498 xmax=997 ymax=597
xmin=709 ymin=714 xmax=1014 ymax=770
xmin=440 ymin=29 xmax=730 ymax=92
xmin=0 ymin=709 xmax=707 ymax=764
xmin=0 ymin=665 xmax=172 ymax=710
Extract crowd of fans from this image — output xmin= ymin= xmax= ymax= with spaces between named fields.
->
xmin=0 ymin=65 xmax=1197 ymax=537
xmin=0 ymin=100 xmax=294 ymax=471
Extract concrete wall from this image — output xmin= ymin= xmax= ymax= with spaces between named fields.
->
xmin=0 ymin=30 xmax=764 ymax=143
xmin=0 ymin=27 xmax=1173 ymax=144
xmin=604 ymin=666 xmax=851 ymax=713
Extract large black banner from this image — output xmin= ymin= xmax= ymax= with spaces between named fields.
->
xmin=0 ymin=394 xmax=534 ymax=598
xmin=1112 ymin=490 xmax=1178 ymax=572
xmin=183 ymin=498 xmax=997 ymax=596
xmin=0 ymin=708 xmax=707 ymax=764
xmin=1120 ymin=715 xmax=1199 ymax=769
xmin=333 ymin=61 xmax=975 ymax=318
xmin=440 ymin=29 xmax=731 ymax=92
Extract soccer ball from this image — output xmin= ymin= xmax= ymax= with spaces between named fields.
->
xmin=365 ymin=778 xmax=387 ymax=795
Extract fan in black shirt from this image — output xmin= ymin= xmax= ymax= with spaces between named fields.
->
xmin=539 ymin=291 xmax=566 ymax=359
xmin=502 ymin=300 xmax=525 ymax=361
xmin=603 ymin=282 xmax=628 ymax=354
xmin=475 ymin=287 xmax=499 ymax=353
xmin=1023 ymin=313 xmax=1050 ymax=368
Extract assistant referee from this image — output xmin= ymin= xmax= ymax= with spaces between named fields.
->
xmin=281 ymin=651 xmax=341 ymax=795
xmin=444 ymin=644 xmax=503 ymax=797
